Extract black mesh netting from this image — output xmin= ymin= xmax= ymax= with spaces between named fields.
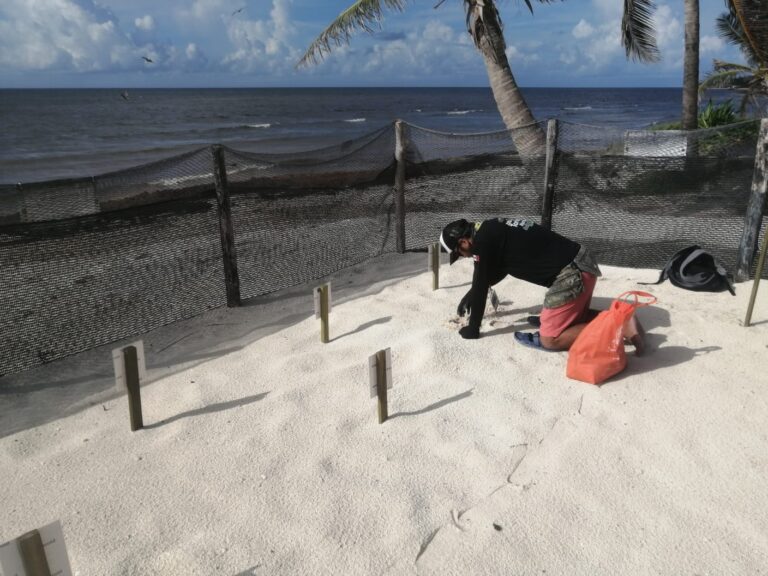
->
xmin=553 ymin=121 xmax=761 ymax=269
xmin=2 ymin=147 xmax=216 ymax=225
xmin=221 ymin=127 xmax=398 ymax=298
xmin=0 ymin=197 xmax=225 ymax=376
xmin=0 ymin=119 xmax=765 ymax=377
xmin=402 ymin=122 xmax=548 ymax=249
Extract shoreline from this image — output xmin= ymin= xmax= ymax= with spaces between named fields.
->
xmin=3 ymin=87 xmax=748 ymax=185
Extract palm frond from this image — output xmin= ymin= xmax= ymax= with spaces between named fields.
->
xmin=700 ymin=69 xmax=750 ymax=91
xmin=521 ymin=0 xmax=563 ymax=12
xmin=716 ymin=11 xmax=746 ymax=46
xmin=712 ymin=58 xmax=754 ymax=73
xmin=298 ymin=0 xmax=408 ymax=68
xmin=728 ymin=0 xmax=768 ymax=67
xmin=717 ymin=4 xmax=761 ymax=67
xmin=622 ymin=0 xmax=660 ymax=63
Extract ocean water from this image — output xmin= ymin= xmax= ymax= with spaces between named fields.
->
xmin=0 ymin=87 xmax=736 ymax=184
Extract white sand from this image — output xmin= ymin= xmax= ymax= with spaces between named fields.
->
xmin=2 ymin=252 xmax=768 ymax=575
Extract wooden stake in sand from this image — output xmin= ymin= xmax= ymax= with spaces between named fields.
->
xmin=368 ymin=348 xmax=393 ymax=424
xmin=0 ymin=521 xmax=73 ymax=576
xmin=428 ymin=242 xmax=440 ymax=290
xmin=744 ymin=226 xmax=768 ymax=327
xmin=314 ymin=283 xmax=332 ymax=343
xmin=112 ymin=341 xmax=146 ymax=432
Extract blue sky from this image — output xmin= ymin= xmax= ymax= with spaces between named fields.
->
xmin=0 ymin=0 xmax=744 ymax=89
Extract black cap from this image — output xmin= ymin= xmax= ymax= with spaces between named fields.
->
xmin=440 ymin=219 xmax=472 ymax=265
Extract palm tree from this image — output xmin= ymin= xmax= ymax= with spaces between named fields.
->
xmin=728 ymin=0 xmax=768 ymax=67
xmin=299 ymin=0 xmax=659 ymax=158
xmin=699 ymin=0 xmax=767 ymax=116
xmin=682 ymin=0 xmax=699 ymax=131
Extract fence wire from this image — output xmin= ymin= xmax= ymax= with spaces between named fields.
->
xmin=402 ymin=122 xmax=547 ymax=249
xmin=554 ymin=121 xmax=760 ymax=269
xmin=0 ymin=119 xmax=764 ymax=377
xmin=0 ymin=197 xmax=224 ymax=376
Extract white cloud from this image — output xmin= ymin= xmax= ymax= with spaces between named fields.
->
xmin=421 ymin=20 xmax=453 ymax=43
xmin=505 ymin=42 xmax=540 ymax=65
xmin=0 ymin=0 xmax=208 ymax=73
xmin=591 ymin=0 xmax=622 ymax=19
xmin=553 ymin=3 xmax=690 ymax=76
xmin=700 ymin=35 xmax=724 ymax=55
xmin=135 ymin=15 xmax=155 ymax=31
xmin=221 ymin=0 xmax=298 ymax=72
xmin=0 ymin=0 xmax=136 ymax=70
xmin=559 ymin=49 xmax=577 ymax=66
xmin=301 ymin=18 xmax=484 ymax=82
xmin=572 ymin=19 xmax=594 ymax=39
xmin=181 ymin=0 xmax=228 ymax=22
xmin=654 ymin=5 xmax=681 ymax=51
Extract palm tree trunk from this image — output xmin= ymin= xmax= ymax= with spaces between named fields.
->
xmin=682 ymin=0 xmax=700 ymax=131
xmin=473 ymin=1 xmax=545 ymax=157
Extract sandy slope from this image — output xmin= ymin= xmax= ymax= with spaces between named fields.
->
xmin=1 ymin=252 xmax=767 ymax=575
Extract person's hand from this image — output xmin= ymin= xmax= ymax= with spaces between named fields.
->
xmin=459 ymin=325 xmax=479 ymax=339
xmin=457 ymin=290 xmax=472 ymax=316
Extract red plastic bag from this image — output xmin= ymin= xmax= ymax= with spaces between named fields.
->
xmin=566 ymin=291 xmax=657 ymax=385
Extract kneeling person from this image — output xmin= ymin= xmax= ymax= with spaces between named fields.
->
xmin=440 ymin=217 xmax=633 ymax=352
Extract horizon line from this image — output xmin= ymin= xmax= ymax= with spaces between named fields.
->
xmin=0 ymin=85 xmax=700 ymax=90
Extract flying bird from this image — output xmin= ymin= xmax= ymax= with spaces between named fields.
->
xmin=142 ymin=56 xmax=153 ymax=63
xmin=232 ymin=7 xmax=244 ymax=15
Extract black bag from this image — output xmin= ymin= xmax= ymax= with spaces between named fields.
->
xmin=642 ymin=245 xmax=735 ymax=295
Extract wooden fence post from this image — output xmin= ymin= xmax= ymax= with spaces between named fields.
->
xmin=123 ymin=345 xmax=143 ymax=432
xmin=394 ymin=120 xmax=407 ymax=253
xmin=541 ymin=119 xmax=559 ymax=230
xmin=211 ymin=145 xmax=242 ymax=307
xmin=736 ymin=118 xmax=768 ymax=282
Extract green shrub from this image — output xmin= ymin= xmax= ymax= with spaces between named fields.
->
xmin=698 ymin=99 xmax=737 ymax=128
xmin=646 ymin=100 xmax=758 ymax=156
xmin=650 ymin=100 xmax=740 ymax=132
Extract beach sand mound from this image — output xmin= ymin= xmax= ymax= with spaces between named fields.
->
xmin=1 ymin=253 xmax=767 ymax=575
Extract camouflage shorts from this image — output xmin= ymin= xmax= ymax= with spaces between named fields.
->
xmin=543 ymin=263 xmax=584 ymax=309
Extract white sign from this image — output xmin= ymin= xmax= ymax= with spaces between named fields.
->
xmin=0 ymin=521 xmax=73 ymax=576
xmin=112 ymin=340 xmax=146 ymax=390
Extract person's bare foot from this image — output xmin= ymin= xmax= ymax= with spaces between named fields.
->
xmin=625 ymin=315 xmax=646 ymax=356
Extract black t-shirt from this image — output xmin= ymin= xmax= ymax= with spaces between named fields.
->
xmin=468 ymin=218 xmax=580 ymax=330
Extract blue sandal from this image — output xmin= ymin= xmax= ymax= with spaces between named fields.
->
xmin=514 ymin=331 xmax=558 ymax=352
